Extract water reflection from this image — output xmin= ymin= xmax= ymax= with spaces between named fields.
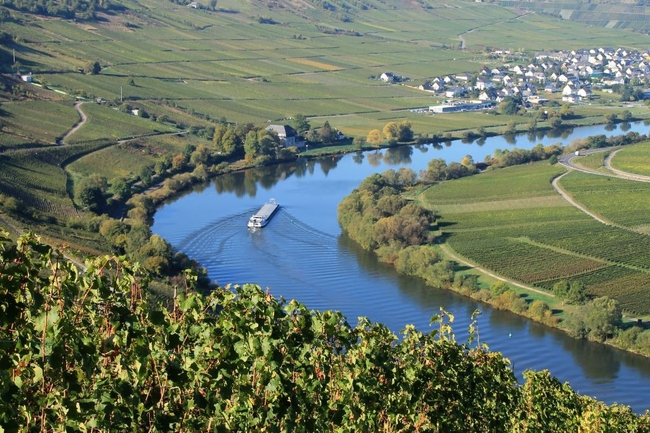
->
xmin=621 ymin=122 xmax=632 ymax=132
xmin=383 ymin=146 xmax=413 ymax=165
xmin=366 ymin=152 xmax=383 ymax=167
xmin=564 ymin=338 xmax=621 ymax=382
xmin=152 ymin=119 xmax=650 ymax=413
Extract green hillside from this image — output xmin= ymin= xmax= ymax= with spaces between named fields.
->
xmin=496 ymin=0 xmax=650 ymax=34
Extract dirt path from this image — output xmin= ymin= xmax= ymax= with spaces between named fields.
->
xmin=551 ymin=172 xmax=612 ymax=225
xmin=58 ymin=101 xmax=88 ymax=145
xmin=439 ymin=244 xmax=554 ymax=298
xmin=603 ymin=149 xmax=650 ymax=183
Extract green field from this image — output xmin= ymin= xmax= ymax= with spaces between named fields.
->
xmin=66 ymin=103 xmax=177 ymax=144
xmin=420 ymin=162 xmax=650 ymax=315
xmin=0 ymin=101 xmax=77 ymax=146
xmin=610 ymin=141 xmax=650 ymax=177
xmin=559 ymin=171 xmax=650 ymax=232
xmin=2 ymin=0 xmax=648 ymax=138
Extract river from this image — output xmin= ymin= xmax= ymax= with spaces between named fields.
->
xmin=152 ymin=121 xmax=650 ymax=413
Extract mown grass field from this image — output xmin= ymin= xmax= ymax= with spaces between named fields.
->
xmin=610 ymin=141 xmax=650 ymax=176
xmin=419 ymin=162 xmax=650 ymax=315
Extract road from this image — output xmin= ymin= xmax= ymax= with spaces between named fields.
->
xmin=58 ymin=101 xmax=88 ymax=145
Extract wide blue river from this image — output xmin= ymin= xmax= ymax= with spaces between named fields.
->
xmin=153 ymin=121 xmax=650 ymax=413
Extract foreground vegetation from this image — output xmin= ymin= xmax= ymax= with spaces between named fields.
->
xmin=2 ymin=233 xmax=649 ymax=432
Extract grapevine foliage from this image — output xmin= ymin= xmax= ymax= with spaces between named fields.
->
xmin=1 ymin=233 xmax=649 ymax=432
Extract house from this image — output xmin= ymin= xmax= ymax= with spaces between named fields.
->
xmin=21 ymin=73 xmax=33 ymax=83
xmin=265 ymin=125 xmax=305 ymax=149
xmin=577 ymin=87 xmax=592 ymax=100
xmin=562 ymin=94 xmax=580 ymax=103
xmin=562 ymin=83 xmax=575 ymax=96
xmin=380 ymin=72 xmax=395 ymax=82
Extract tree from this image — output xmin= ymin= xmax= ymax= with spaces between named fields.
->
xmin=140 ymin=164 xmax=154 ymax=186
xmin=293 ymin=114 xmax=310 ymax=134
xmin=497 ymin=97 xmax=519 ymax=115
xmin=423 ymin=158 xmax=447 ymax=182
xmin=383 ymin=122 xmax=399 ymax=140
xmin=244 ymin=129 xmax=260 ymax=161
xmin=319 ymin=121 xmax=336 ymax=144
xmin=209 ymin=0 xmax=217 ymax=10
xmin=461 ymin=154 xmax=474 ymax=167
xmin=75 ymin=175 xmax=107 ymax=213
xmin=366 ymin=129 xmax=383 ymax=148
xmin=111 ymin=178 xmax=130 ymax=198
xmin=397 ymin=121 xmax=413 ymax=142
xmin=585 ymin=297 xmax=622 ymax=342
xmin=86 ymin=60 xmax=101 ymax=75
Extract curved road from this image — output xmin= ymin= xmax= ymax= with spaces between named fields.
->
xmin=555 ymin=146 xmax=650 ymax=225
xmin=58 ymin=101 xmax=88 ymax=145
xmin=604 ymin=149 xmax=650 ymax=183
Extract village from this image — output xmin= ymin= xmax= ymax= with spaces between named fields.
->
xmin=380 ymin=47 xmax=650 ymax=113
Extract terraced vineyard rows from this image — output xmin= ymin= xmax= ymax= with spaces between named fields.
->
xmin=422 ymin=160 xmax=650 ymax=315
xmin=558 ymin=171 xmax=650 ymax=231
xmin=609 ymin=141 xmax=650 ymax=177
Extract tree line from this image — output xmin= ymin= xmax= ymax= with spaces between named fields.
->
xmin=0 ymin=0 xmax=112 ymax=20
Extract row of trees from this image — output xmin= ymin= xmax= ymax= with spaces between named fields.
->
xmin=2 ymin=234 xmax=648 ymax=431
xmin=365 ymin=121 xmax=414 ymax=148
xmin=1 ymin=0 xmax=106 ymax=20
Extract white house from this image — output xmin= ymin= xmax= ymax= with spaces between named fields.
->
xmin=380 ymin=72 xmax=394 ymax=82
xmin=265 ymin=125 xmax=305 ymax=149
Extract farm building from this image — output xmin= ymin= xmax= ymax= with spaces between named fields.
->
xmin=429 ymin=101 xmax=493 ymax=113
xmin=265 ymin=125 xmax=305 ymax=149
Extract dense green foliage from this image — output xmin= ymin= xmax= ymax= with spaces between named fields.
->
xmin=0 ymin=0 xmax=104 ymax=19
xmin=2 ymin=233 xmax=650 ymax=431
xmin=337 ymin=169 xmax=442 ymax=267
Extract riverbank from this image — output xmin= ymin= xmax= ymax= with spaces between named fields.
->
xmin=136 ymin=119 xmax=650 ymax=356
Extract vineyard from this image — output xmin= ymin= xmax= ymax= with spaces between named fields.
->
xmin=610 ymin=141 xmax=650 ymax=177
xmin=422 ymin=161 xmax=650 ymax=315
xmin=558 ymin=171 xmax=650 ymax=232
xmin=0 ymin=100 xmax=77 ymax=147
xmin=66 ymin=103 xmax=176 ymax=144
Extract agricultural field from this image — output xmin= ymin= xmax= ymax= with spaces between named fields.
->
xmin=609 ymin=141 xmax=650 ymax=177
xmin=572 ymin=151 xmax=611 ymax=172
xmin=558 ymin=171 xmax=650 ymax=232
xmin=420 ymin=162 xmax=650 ymax=315
xmin=66 ymin=103 xmax=178 ymax=144
xmin=67 ymin=133 xmax=212 ymax=181
xmin=0 ymin=101 xmax=77 ymax=146
xmin=2 ymin=0 xmax=648 ymax=139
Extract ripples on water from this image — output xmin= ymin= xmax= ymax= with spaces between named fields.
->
xmin=154 ymin=122 xmax=650 ymax=413
xmin=165 ymin=207 xmax=650 ymax=413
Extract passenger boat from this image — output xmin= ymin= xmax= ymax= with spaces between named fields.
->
xmin=247 ymin=199 xmax=280 ymax=228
